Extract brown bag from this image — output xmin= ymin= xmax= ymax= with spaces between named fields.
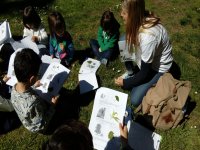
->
xmin=135 ymin=73 xmax=191 ymax=130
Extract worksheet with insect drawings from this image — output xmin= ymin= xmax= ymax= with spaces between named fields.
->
xmin=35 ymin=62 xmax=70 ymax=102
xmin=78 ymin=58 xmax=101 ymax=94
xmin=89 ymin=87 xmax=128 ymax=150
xmin=79 ymin=58 xmax=101 ymax=74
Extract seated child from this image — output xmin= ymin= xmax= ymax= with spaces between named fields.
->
xmin=89 ymin=10 xmax=120 ymax=66
xmin=23 ymin=6 xmax=48 ymax=56
xmin=48 ymin=11 xmax=75 ymax=67
xmin=42 ymin=120 xmax=93 ymax=150
xmin=10 ymin=48 xmax=58 ymax=133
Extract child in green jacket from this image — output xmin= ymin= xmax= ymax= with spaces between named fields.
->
xmin=89 ymin=10 xmax=120 ymax=66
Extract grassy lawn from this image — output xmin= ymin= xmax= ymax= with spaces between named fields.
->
xmin=0 ymin=0 xmax=200 ymax=149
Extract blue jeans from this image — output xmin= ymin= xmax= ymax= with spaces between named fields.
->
xmin=89 ymin=39 xmax=114 ymax=60
xmin=130 ymin=72 xmax=164 ymax=107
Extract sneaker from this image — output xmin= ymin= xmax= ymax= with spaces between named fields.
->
xmin=100 ymin=58 xmax=108 ymax=66
xmin=120 ymin=71 xmax=134 ymax=79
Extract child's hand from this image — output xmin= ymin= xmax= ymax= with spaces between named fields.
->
xmin=51 ymin=55 xmax=54 ymax=59
xmin=51 ymin=95 xmax=59 ymax=105
xmin=31 ymin=36 xmax=39 ymax=42
xmin=114 ymin=77 xmax=123 ymax=86
xmin=59 ymin=43 xmax=65 ymax=51
xmin=119 ymin=123 xmax=128 ymax=140
xmin=34 ymin=80 xmax=42 ymax=88
xmin=3 ymin=75 xmax=10 ymax=82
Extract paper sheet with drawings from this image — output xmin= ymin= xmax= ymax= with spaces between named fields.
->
xmin=39 ymin=55 xmax=61 ymax=77
xmin=118 ymin=40 xmax=135 ymax=62
xmin=78 ymin=58 xmax=101 ymax=94
xmin=79 ymin=58 xmax=101 ymax=74
xmin=6 ymin=51 xmax=62 ymax=88
xmin=35 ymin=62 xmax=70 ymax=102
xmin=89 ymin=87 xmax=128 ymax=150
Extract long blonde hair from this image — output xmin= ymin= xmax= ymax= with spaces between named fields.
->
xmin=121 ymin=0 xmax=160 ymax=52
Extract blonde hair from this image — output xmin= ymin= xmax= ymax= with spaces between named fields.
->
xmin=121 ymin=0 xmax=160 ymax=52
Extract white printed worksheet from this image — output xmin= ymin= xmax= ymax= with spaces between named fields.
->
xmin=78 ymin=58 xmax=101 ymax=94
xmin=35 ymin=62 xmax=70 ymax=102
xmin=89 ymin=87 xmax=128 ymax=150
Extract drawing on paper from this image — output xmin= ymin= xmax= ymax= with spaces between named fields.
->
xmin=115 ymin=95 xmax=119 ymax=102
xmin=47 ymin=74 xmax=54 ymax=80
xmin=87 ymin=60 xmax=96 ymax=69
xmin=42 ymin=82 xmax=47 ymax=90
xmin=111 ymin=111 xmax=119 ymax=123
xmin=97 ymin=108 xmax=106 ymax=119
xmin=94 ymin=124 xmax=102 ymax=135
xmin=100 ymin=93 xmax=106 ymax=99
xmin=108 ymin=131 xmax=114 ymax=140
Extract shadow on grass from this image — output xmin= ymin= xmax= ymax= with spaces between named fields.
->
xmin=0 ymin=0 xmax=55 ymax=13
xmin=169 ymin=61 xmax=181 ymax=80
xmin=45 ymin=86 xmax=96 ymax=134
xmin=0 ymin=111 xmax=21 ymax=136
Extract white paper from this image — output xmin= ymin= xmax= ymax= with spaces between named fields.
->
xmin=89 ymin=87 xmax=128 ymax=150
xmin=78 ymin=73 xmax=98 ymax=94
xmin=78 ymin=58 xmax=101 ymax=94
xmin=10 ymin=36 xmax=39 ymax=54
xmin=118 ymin=40 xmax=135 ymax=62
xmin=6 ymin=49 xmax=22 ymax=86
xmin=79 ymin=58 xmax=101 ymax=74
xmin=0 ymin=21 xmax=12 ymax=45
xmin=35 ymin=62 xmax=70 ymax=102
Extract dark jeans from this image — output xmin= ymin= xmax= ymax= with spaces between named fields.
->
xmin=89 ymin=39 xmax=114 ymax=61
xmin=124 ymin=61 xmax=164 ymax=107
xmin=130 ymin=72 xmax=163 ymax=107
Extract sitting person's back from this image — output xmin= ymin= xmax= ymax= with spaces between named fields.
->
xmin=10 ymin=48 xmax=57 ymax=133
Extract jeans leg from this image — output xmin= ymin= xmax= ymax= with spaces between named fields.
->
xmin=89 ymin=39 xmax=101 ymax=60
xmin=100 ymin=49 xmax=113 ymax=60
xmin=130 ymin=72 xmax=163 ymax=107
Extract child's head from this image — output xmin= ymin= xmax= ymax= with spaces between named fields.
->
xmin=14 ymin=48 xmax=41 ymax=84
xmin=23 ymin=6 xmax=41 ymax=30
xmin=48 ymin=11 xmax=66 ymax=37
xmin=100 ymin=10 xmax=118 ymax=34
xmin=42 ymin=120 xmax=93 ymax=150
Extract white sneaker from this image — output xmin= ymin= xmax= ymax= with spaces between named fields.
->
xmin=100 ymin=58 xmax=108 ymax=66
xmin=120 ymin=72 xmax=134 ymax=79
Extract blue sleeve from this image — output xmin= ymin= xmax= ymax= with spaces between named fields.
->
xmin=123 ymin=60 xmax=152 ymax=89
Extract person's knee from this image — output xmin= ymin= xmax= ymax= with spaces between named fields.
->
xmin=130 ymin=88 xmax=145 ymax=107
xmin=131 ymin=96 xmax=142 ymax=107
xmin=89 ymin=39 xmax=96 ymax=46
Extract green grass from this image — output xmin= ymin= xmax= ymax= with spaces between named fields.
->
xmin=0 ymin=0 xmax=200 ymax=149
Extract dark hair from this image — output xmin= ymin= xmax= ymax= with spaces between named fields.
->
xmin=100 ymin=10 xmax=120 ymax=35
xmin=48 ymin=11 xmax=66 ymax=37
xmin=42 ymin=120 xmax=93 ymax=150
xmin=23 ymin=6 xmax=41 ymax=30
xmin=14 ymin=48 xmax=42 ymax=83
